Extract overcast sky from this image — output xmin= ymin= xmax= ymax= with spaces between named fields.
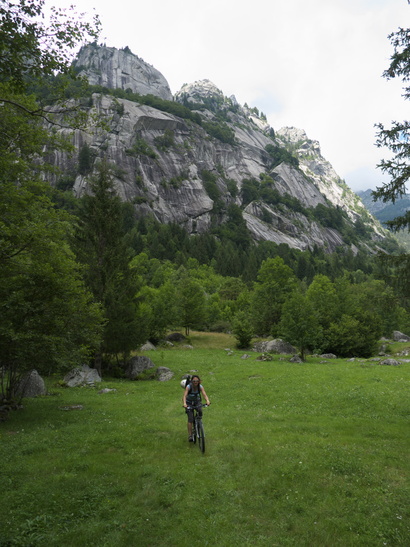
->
xmin=47 ymin=0 xmax=410 ymax=193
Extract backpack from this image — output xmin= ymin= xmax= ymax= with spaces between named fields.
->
xmin=180 ymin=375 xmax=191 ymax=389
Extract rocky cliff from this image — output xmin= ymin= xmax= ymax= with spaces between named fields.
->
xmin=47 ymin=44 xmax=390 ymax=254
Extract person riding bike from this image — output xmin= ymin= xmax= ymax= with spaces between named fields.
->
xmin=183 ymin=375 xmax=210 ymax=442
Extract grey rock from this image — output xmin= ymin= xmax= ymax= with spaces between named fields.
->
xmin=42 ymin=47 xmax=388 ymax=256
xmin=17 ymin=370 xmax=47 ymax=398
xmin=156 ymin=367 xmax=174 ymax=381
xmin=125 ymin=356 xmax=156 ymax=379
xmin=63 ymin=365 xmax=101 ymax=387
xmin=166 ymin=332 xmax=186 ymax=342
xmin=74 ymin=44 xmax=172 ymax=100
xmin=392 ymin=330 xmax=410 ymax=342
xmin=253 ymin=339 xmax=297 ymax=354
xmin=380 ymin=359 xmax=401 ymax=366
xmin=289 ymin=355 xmax=303 ymax=363
xmin=320 ymin=353 xmax=337 ymax=359
xmin=141 ymin=341 xmax=156 ymax=351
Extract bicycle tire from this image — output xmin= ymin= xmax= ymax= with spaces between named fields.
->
xmin=197 ymin=420 xmax=205 ymax=453
xmin=192 ymin=418 xmax=197 ymax=444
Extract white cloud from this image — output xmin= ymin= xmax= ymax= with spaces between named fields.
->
xmin=47 ymin=0 xmax=410 ymax=192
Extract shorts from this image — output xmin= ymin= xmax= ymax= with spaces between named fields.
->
xmin=186 ymin=403 xmax=202 ymax=423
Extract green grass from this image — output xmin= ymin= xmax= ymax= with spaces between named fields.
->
xmin=1 ymin=336 xmax=409 ymax=546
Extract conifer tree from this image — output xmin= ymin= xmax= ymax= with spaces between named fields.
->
xmin=74 ymin=161 xmax=146 ymax=372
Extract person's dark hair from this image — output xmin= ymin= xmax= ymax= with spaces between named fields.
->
xmin=191 ymin=375 xmax=201 ymax=383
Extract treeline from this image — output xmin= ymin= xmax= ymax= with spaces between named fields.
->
xmin=52 ymin=169 xmax=410 ymax=369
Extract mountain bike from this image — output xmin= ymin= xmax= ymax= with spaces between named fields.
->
xmin=187 ymin=404 xmax=207 ymax=453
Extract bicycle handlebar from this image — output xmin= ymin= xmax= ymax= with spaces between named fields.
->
xmin=185 ymin=404 xmax=209 ymax=410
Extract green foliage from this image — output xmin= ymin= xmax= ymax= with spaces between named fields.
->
xmin=74 ymin=161 xmax=146 ymax=369
xmin=174 ymin=268 xmax=206 ymax=335
xmin=0 ymin=178 xmax=104 ymax=400
xmin=201 ymin=170 xmax=222 ymax=207
xmin=326 ymin=312 xmax=382 ymax=358
xmin=78 ymin=142 xmax=93 ymax=175
xmin=306 ymin=274 xmax=339 ymax=330
xmin=279 ymin=292 xmax=322 ymax=360
xmin=374 ymin=27 xmax=410 ymax=219
xmin=125 ymin=138 xmax=157 ymax=159
xmin=265 ymin=143 xmax=299 ymax=169
xmin=251 ymin=257 xmax=299 ymax=336
xmin=232 ymin=310 xmax=253 ymax=349
xmin=241 ymin=177 xmax=260 ymax=206
xmin=312 ymin=203 xmax=345 ymax=230
xmin=202 ymin=120 xmax=236 ymax=144
xmin=0 ymin=0 xmax=100 ymax=92
xmin=154 ymin=129 xmax=175 ymax=151
xmin=0 ymin=2 xmax=103 ymax=400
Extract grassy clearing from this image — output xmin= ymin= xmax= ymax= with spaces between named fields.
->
xmin=1 ymin=335 xmax=409 ymax=546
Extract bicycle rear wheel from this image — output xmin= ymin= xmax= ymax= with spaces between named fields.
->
xmin=196 ymin=420 xmax=205 ymax=453
xmin=192 ymin=418 xmax=197 ymax=444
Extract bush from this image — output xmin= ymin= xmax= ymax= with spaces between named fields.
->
xmin=232 ymin=311 xmax=253 ymax=349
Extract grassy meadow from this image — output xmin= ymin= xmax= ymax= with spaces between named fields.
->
xmin=1 ymin=332 xmax=409 ymax=546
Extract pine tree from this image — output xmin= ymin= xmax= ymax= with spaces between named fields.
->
xmin=75 ymin=161 xmax=145 ymax=372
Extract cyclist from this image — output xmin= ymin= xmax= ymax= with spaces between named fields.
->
xmin=183 ymin=375 xmax=211 ymax=442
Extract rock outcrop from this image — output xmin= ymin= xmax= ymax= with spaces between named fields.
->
xmin=74 ymin=44 xmax=172 ymax=100
xmin=44 ymin=45 xmax=390 ymax=254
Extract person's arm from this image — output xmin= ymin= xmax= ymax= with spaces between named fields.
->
xmin=201 ymin=386 xmax=211 ymax=405
xmin=183 ymin=385 xmax=189 ymax=407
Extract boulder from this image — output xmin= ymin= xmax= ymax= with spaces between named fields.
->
xmin=141 ymin=341 xmax=156 ymax=351
xmin=17 ymin=370 xmax=47 ymax=398
xmin=156 ymin=367 xmax=174 ymax=381
xmin=253 ymin=339 xmax=297 ymax=354
xmin=320 ymin=353 xmax=337 ymax=359
xmin=125 ymin=355 xmax=156 ymax=379
xmin=289 ymin=355 xmax=303 ymax=363
xmin=63 ymin=365 xmax=101 ymax=387
xmin=392 ymin=331 xmax=410 ymax=342
xmin=380 ymin=359 xmax=401 ymax=366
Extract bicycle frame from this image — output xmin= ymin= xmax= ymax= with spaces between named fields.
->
xmin=187 ymin=403 xmax=207 ymax=453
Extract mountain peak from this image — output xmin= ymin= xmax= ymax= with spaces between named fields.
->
xmin=175 ymin=79 xmax=225 ymax=104
xmin=73 ymin=43 xmax=173 ymax=101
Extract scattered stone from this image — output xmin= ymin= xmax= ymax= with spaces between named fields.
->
xmin=63 ymin=365 xmax=101 ymax=387
xmin=241 ymin=354 xmax=250 ymax=359
xmin=393 ymin=330 xmax=410 ymax=342
xmin=183 ymin=345 xmax=194 ymax=350
xmin=16 ymin=370 xmax=47 ymax=398
xmin=98 ymin=388 xmax=117 ymax=394
xmin=256 ymin=353 xmax=273 ymax=361
xmin=253 ymin=339 xmax=297 ymax=354
xmin=125 ymin=356 xmax=155 ymax=379
xmin=289 ymin=355 xmax=303 ymax=363
xmin=320 ymin=353 xmax=337 ymax=359
xmin=156 ymin=367 xmax=174 ymax=381
xmin=140 ymin=341 xmax=156 ymax=351
xmin=380 ymin=359 xmax=401 ymax=366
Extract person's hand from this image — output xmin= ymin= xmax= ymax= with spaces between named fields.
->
xmin=206 ymin=401 xmax=211 ymax=405
xmin=183 ymin=404 xmax=187 ymax=408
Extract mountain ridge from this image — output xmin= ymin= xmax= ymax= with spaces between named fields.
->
xmin=44 ymin=43 xmax=394 ymax=254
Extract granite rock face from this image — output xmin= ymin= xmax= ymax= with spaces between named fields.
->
xmin=45 ymin=46 xmax=387 ymax=253
xmin=74 ymin=44 xmax=173 ymax=100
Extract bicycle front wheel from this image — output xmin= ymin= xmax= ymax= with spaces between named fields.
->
xmin=196 ymin=420 xmax=205 ymax=453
